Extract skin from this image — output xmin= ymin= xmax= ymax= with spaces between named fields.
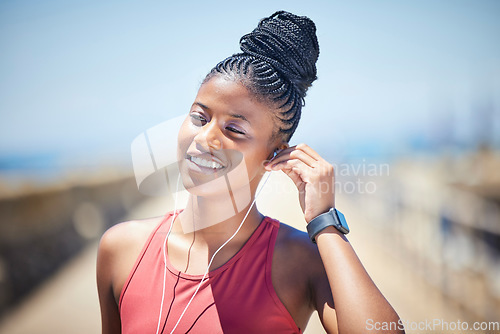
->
xmin=97 ymin=76 xmax=404 ymax=334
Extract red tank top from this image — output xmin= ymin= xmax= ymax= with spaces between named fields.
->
xmin=119 ymin=211 xmax=303 ymax=333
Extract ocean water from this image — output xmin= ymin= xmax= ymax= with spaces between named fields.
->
xmin=0 ymin=149 xmax=131 ymax=193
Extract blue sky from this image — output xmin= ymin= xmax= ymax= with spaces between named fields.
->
xmin=1 ymin=0 xmax=499 ymax=171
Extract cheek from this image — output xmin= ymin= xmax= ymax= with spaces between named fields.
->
xmin=177 ymin=117 xmax=195 ymax=159
xmin=244 ymin=147 xmax=270 ymax=177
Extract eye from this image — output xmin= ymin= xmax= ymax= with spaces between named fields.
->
xmin=190 ymin=113 xmax=207 ymax=126
xmin=226 ymin=126 xmax=245 ymax=135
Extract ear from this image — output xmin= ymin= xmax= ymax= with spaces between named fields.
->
xmin=268 ymin=142 xmax=289 ymax=160
xmin=277 ymin=142 xmax=289 ymax=151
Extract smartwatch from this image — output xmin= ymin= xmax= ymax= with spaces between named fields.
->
xmin=307 ymin=208 xmax=349 ymax=244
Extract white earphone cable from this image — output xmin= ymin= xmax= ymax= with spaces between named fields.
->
xmin=155 ymin=173 xmax=181 ymax=334
xmin=155 ymin=171 xmax=272 ymax=334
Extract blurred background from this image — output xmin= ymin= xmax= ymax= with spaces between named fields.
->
xmin=0 ymin=0 xmax=499 ymax=333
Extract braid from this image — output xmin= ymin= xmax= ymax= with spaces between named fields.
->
xmin=204 ymin=11 xmax=319 ymax=141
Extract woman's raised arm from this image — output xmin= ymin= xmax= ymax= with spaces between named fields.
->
xmin=265 ymin=143 xmax=404 ymax=334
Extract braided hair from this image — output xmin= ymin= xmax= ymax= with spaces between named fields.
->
xmin=203 ymin=11 xmax=320 ymax=142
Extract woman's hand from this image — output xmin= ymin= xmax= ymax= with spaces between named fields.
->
xmin=264 ymin=143 xmax=335 ymax=223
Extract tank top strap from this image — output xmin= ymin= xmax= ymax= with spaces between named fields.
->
xmin=120 ymin=212 xmax=303 ymax=333
xmin=118 ymin=211 xmax=177 ymax=309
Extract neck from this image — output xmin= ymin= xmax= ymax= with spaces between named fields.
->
xmin=185 ymin=197 xmax=261 ymax=236
xmin=175 ymin=183 xmax=265 ymax=247
xmin=167 ymin=173 xmax=268 ymax=276
xmin=174 ymin=170 xmax=269 ymax=245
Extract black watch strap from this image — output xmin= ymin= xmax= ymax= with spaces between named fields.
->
xmin=306 ymin=208 xmax=349 ymax=244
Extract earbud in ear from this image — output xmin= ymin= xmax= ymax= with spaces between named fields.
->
xmin=265 ymin=148 xmax=278 ymax=161
xmin=267 ymin=149 xmax=277 ymax=161
xmin=274 ymin=144 xmax=288 ymax=156
xmin=267 ymin=144 xmax=288 ymax=161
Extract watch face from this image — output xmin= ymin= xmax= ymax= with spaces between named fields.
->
xmin=334 ymin=209 xmax=350 ymax=234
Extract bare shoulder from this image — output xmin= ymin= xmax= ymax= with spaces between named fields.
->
xmin=97 ymin=216 xmax=164 ymax=302
xmin=98 ymin=216 xmax=161 ymax=257
xmin=271 ymin=221 xmax=330 ymax=324
xmin=273 ymin=222 xmax=328 ymax=293
xmin=275 ymin=222 xmax=324 ymax=272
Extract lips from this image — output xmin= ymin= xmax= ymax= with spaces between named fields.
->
xmin=186 ymin=152 xmax=226 ymax=171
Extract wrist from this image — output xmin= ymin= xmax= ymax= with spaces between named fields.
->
xmin=315 ymin=225 xmax=345 ymax=241
xmin=306 ymin=208 xmax=350 ymax=244
xmin=306 ymin=206 xmax=334 ymax=224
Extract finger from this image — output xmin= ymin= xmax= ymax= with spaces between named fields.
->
xmin=267 ymin=146 xmax=316 ymax=169
xmin=281 ymin=166 xmax=304 ymax=189
xmin=269 ymin=145 xmax=296 ymax=163
xmin=295 ymin=143 xmax=323 ymax=162
xmin=264 ymin=146 xmax=294 ymax=170
xmin=266 ymin=152 xmax=314 ymax=170
xmin=270 ymin=159 xmax=314 ymax=181
xmin=289 ymin=149 xmax=317 ymax=167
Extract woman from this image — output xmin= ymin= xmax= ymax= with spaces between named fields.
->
xmin=97 ymin=11 xmax=404 ymax=334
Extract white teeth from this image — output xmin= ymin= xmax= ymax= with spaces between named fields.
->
xmin=190 ymin=156 xmax=223 ymax=169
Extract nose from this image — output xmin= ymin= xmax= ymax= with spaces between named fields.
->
xmin=195 ymin=119 xmax=222 ymax=151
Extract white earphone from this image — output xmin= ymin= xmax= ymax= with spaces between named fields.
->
xmin=155 ymin=169 xmax=273 ymax=334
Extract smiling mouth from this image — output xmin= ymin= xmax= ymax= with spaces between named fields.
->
xmin=187 ymin=154 xmax=225 ymax=170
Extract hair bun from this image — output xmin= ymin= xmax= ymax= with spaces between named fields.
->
xmin=239 ymin=11 xmax=319 ymax=98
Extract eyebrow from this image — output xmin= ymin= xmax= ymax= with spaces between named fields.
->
xmin=193 ymin=102 xmax=210 ymax=110
xmin=228 ymin=113 xmax=251 ymax=124
xmin=193 ymin=102 xmax=251 ymax=124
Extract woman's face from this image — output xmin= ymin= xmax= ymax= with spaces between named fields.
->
xmin=177 ymin=75 xmax=280 ymax=198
